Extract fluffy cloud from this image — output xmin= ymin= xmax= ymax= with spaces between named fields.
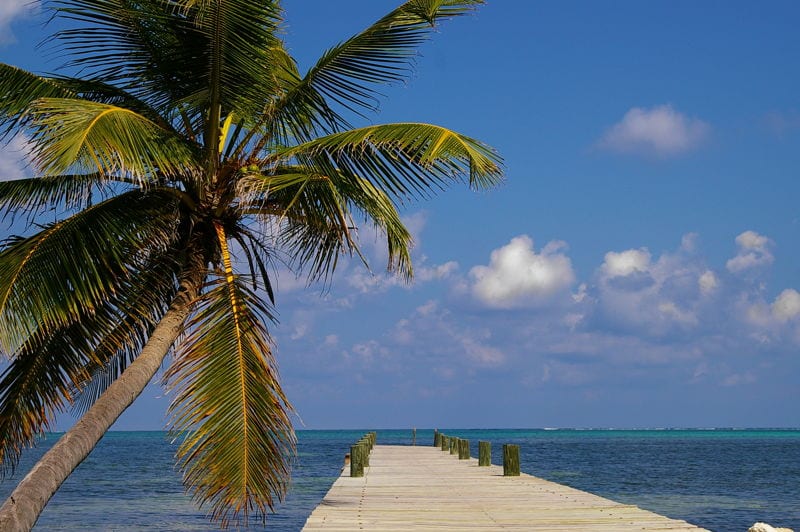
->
xmin=470 ymin=235 xmax=575 ymax=308
xmin=698 ymin=270 xmax=718 ymax=295
xmin=593 ymin=237 xmax=716 ymax=334
xmin=772 ymin=289 xmax=800 ymax=322
xmin=0 ymin=1 xmax=39 ymax=44
xmin=726 ymin=230 xmax=774 ymax=273
xmin=596 ymin=104 xmax=709 ymax=157
xmin=0 ymin=133 xmax=34 ymax=180
xmin=601 ymin=249 xmax=651 ymax=277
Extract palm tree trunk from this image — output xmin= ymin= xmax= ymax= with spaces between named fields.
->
xmin=0 ymin=265 xmax=205 ymax=532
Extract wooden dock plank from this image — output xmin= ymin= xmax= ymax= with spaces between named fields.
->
xmin=303 ymin=445 xmax=709 ymax=531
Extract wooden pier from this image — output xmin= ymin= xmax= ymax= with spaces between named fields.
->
xmin=303 ymin=445 xmax=709 ymax=531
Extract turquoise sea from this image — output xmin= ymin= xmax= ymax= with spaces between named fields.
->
xmin=1 ymin=429 xmax=798 ymax=531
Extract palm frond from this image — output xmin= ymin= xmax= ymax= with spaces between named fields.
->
xmin=50 ymin=0 xmax=206 ymax=109
xmin=0 ymin=173 xmax=107 ymax=216
xmin=273 ymin=123 xmax=503 ymax=200
xmin=0 ymin=243 xmax=182 ymax=474
xmin=241 ymin=167 xmax=413 ymax=281
xmin=0 ymin=63 xmax=75 ymax=136
xmin=28 ymin=98 xmax=198 ymax=182
xmin=50 ymin=0 xmax=284 ymax=136
xmin=0 ymin=190 xmax=180 ymax=355
xmin=165 ymin=271 xmax=294 ymax=528
xmin=0 ymin=312 xmax=99 ymax=474
xmin=277 ymin=0 xmax=483 ymax=120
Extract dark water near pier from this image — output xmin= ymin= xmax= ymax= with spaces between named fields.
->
xmin=1 ymin=429 xmax=798 ymax=531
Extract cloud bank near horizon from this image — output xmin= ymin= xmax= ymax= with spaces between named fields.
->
xmin=274 ymin=220 xmax=799 ymax=426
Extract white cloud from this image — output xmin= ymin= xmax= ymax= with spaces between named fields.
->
xmin=596 ymin=104 xmax=709 ymax=157
xmin=0 ymin=133 xmax=34 ymax=180
xmin=0 ymin=1 xmax=39 ymax=44
xmin=771 ymin=289 xmax=800 ymax=323
xmin=726 ymin=230 xmax=774 ymax=273
xmin=698 ymin=270 xmax=718 ymax=296
xmin=594 ymin=236 xmax=715 ymax=335
xmin=470 ymin=235 xmax=575 ymax=308
xmin=601 ymin=249 xmax=651 ymax=277
xmin=416 ymin=261 xmax=458 ymax=282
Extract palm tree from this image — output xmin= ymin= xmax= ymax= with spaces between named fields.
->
xmin=0 ymin=0 xmax=502 ymax=529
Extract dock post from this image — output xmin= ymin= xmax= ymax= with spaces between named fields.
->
xmin=441 ymin=435 xmax=448 ymax=451
xmin=362 ymin=440 xmax=370 ymax=467
xmin=450 ymin=437 xmax=458 ymax=455
xmin=478 ymin=441 xmax=491 ymax=466
xmin=458 ymin=438 xmax=470 ymax=459
xmin=412 ymin=427 xmax=416 ymax=446
xmin=434 ymin=429 xmax=440 ymax=447
xmin=350 ymin=444 xmax=364 ymax=477
xmin=503 ymin=444 xmax=520 ymax=476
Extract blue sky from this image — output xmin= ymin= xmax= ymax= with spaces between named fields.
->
xmin=1 ymin=1 xmax=799 ymax=430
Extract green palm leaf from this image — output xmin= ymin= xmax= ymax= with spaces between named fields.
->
xmin=282 ymin=0 xmax=483 ymax=117
xmin=275 ymin=123 xmax=503 ymax=198
xmin=0 ymin=174 xmax=105 ymax=215
xmin=0 ymin=245 xmax=182 ymax=473
xmin=28 ymin=98 xmax=198 ymax=181
xmin=165 ymin=275 xmax=294 ymax=527
xmin=0 ymin=190 xmax=180 ymax=355
xmin=241 ymin=167 xmax=413 ymax=281
xmin=0 ymin=64 xmax=74 ymax=134
xmin=0 ymin=315 xmax=99 ymax=473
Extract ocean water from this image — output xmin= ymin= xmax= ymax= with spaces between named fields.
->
xmin=0 ymin=429 xmax=798 ymax=531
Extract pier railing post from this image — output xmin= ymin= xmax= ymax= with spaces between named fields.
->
xmin=503 ymin=444 xmax=520 ymax=476
xmin=450 ymin=437 xmax=458 ymax=455
xmin=361 ymin=440 xmax=370 ymax=467
xmin=434 ymin=430 xmax=440 ymax=447
xmin=478 ymin=441 xmax=491 ymax=466
xmin=350 ymin=432 xmax=376 ymax=477
xmin=350 ymin=444 xmax=364 ymax=477
xmin=441 ymin=435 xmax=448 ymax=451
xmin=458 ymin=438 xmax=470 ymax=459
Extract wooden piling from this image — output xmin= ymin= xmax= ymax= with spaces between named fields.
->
xmin=434 ymin=430 xmax=440 ymax=447
xmin=458 ymin=438 xmax=470 ymax=459
xmin=479 ymin=441 xmax=491 ymax=466
xmin=449 ymin=437 xmax=458 ymax=455
xmin=440 ymin=435 xmax=448 ymax=451
xmin=350 ymin=444 xmax=364 ymax=478
xmin=362 ymin=441 xmax=370 ymax=467
xmin=503 ymin=444 xmax=520 ymax=476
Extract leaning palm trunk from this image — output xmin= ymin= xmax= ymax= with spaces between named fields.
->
xmin=0 ymin=268 xmax=204 ymax=531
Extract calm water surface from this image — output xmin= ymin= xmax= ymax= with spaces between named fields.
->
xmin=0 ymin=429 xmax=797 ymax=531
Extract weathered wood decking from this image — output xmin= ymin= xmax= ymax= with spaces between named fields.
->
xmin=303 ymin=445 xmax=709 ymax=531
